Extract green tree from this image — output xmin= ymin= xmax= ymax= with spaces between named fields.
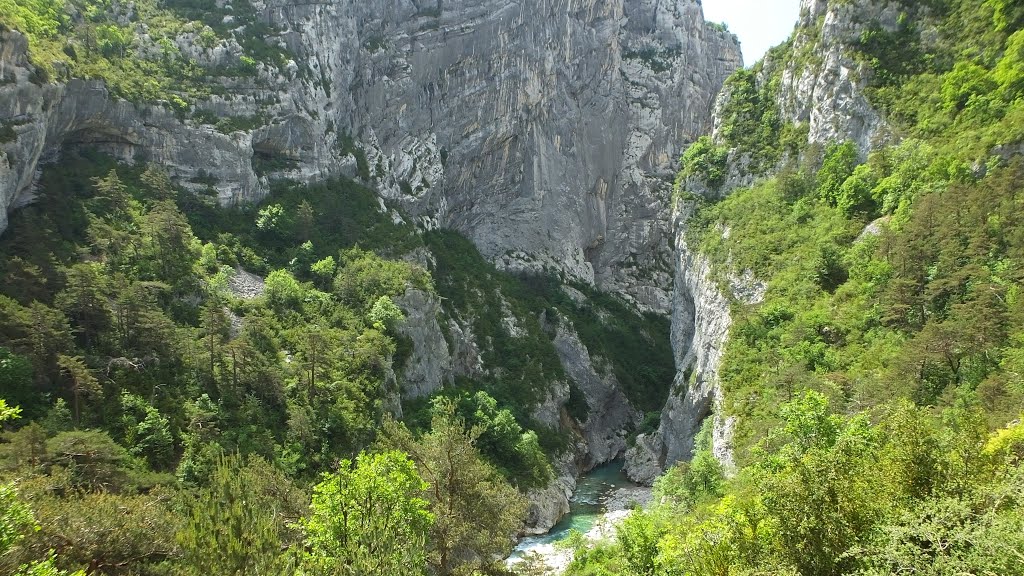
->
xmin=617 ymin=511 xmax=660 ymax=576
xmin=0 ymin=401 xmax=28 ymax=561
xmin=310 ymin=255 xmax=336 ymax=288
xmin=264 ymin=269 xmax=304 ymax=310
xmin=295 ymin=200 xmax=315 ymax=241
xmin=988 ymin=0 xmax=1024 ymax=31
xmin=45 ymin=430 xmax=134 ymax=492
xmin=111 ymin=280 xmax=175 ymax=357
xmin=10 ymin=486 xmax=176 ymax=575
xmin=140 ymin=164 xmax=175 ymax=199
xmin=837 ymin=163 xmax=878 ymax=215
xmin=1 ymin=483 xmax=80 ymax=576
xmin=302 ymin=451 xmax=433 ymax=576
xmin=55 ymin=262 xmax=111 ymax=350
xmin=200 ymin=300 xmax=231 ymax=385
xmin=817 ymin=141 xmax=859 ymax=206
xmin=92 ymin=169 xmax=131 ymax=214
xmin=758 ymin=392 xmax=887 ymax=576
xmin=679 ymin=136 xmax=729 ymax=189
xmin=0 ymin=350 xmax=36 ymax=419
xmin=119 ymin=393 xmax=173 ymax=470
xmin=144 ymin=200 xmax=198 ymax=287
xmin=941 ymin=61 xmax=997 ymax=113
xmin=178 ymin=454 xmax=302 ymax=576
xmin=382 ymin=398 xmax=527 ymax=575
xmin=460 ymin=391 xmax=552 ymax=487
xmin=55 ymin=355 xmax=99 ymax=427
xmin=256 ymin=204 xmax=285 ymax=231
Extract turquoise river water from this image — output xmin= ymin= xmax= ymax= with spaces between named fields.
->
xmin=508 ymin=460 xmax=638 ymax=562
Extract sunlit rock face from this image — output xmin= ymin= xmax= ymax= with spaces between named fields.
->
xmin=1 ymin=0 xmax=740 ymax=307
xmin=626 ymin=0 xmax=902 ymax=482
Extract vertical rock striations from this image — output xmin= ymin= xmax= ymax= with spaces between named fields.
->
xmin=2 ymin=0 xmax=749 ymax=509
xmin=625 ymin=201 xmax=763 ymax=484
xmin=1 ymin=0 xmax=740 ymax=307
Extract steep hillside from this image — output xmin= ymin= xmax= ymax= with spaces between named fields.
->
xmin=571 ymin=0 xmax=1024 ymax=574
xmin=0 ymin=4 xmax=745 ymax=569
xmin=3 ymin=0 xmax=1023 ymax=574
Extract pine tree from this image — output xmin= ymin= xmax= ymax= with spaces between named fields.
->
xmin=382 ymin=398 xmax=527 ymax=575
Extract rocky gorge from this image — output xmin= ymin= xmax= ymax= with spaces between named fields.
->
xmin=0 ymin=0 xmax=892 ymax=535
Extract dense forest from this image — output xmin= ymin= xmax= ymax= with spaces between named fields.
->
xmin=0 ymin=151 xmax=552 ymax=574
xmin=1 ymin=0 xmax=1024 ymax=575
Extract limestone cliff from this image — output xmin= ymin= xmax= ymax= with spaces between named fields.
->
xmin=625 ymin=201 xmax=763 ymax=483
xmin=1 ymin=0 xmax=741 ymax=309
xmin=2 ymin=2 xmax=744 ymax=524
xmin=767 ymin=0 xmax=900 ymax=154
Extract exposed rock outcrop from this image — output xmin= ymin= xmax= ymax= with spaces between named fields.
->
xmin=553 ymin=319 xmax=638 ymax=468
xmin=395 ymin=288 xmax=453 ymax=399
xmin=1 ymin=0 xmax=741 ymax=309
xmin=391 ymin=287 xmax=641 ymax=531
xmin=767 ymin=0 xmax=899 ymax=154
xmin=625 ymin=200 xmax=763 ymax=483
xmin=626 ymin=0 xmax=907 ymax=483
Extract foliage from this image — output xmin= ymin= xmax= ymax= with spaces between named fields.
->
xmin=301 ymin=451 xmax=432 ymax=576
xmin=817 ymin=141 xmax=859 ymax=208
xmin=455 ymin=391 xmax=553 ymax=488
xmin=0 ymin=145 xmax=677 ymax=574
xmin=367 ymin=295 xmax=405 ymax=331
xmin=0 ymin=481 xmax=85 ymax=576
xmin=676 ymin=136 xmax=729 ymax=193
xmin=423 ymin=230 xmax=566 ymax=409
xmin=9 ymin=481 xmax=177 ymax=575
xmin=0 ymin=481 xmax=33 ymax=558
xmin=0 ymin=0 xmax=293 ymax=104
xmin=177 ymin=454 xmax=303 ymax=576
xmin=714 ymin=69 xmax=783 ymax=172
xmin=571 ymin=4 xmax=1024 ymax=575
xmin=381 ymin=398 xmax=528 ymax=575
xmin=567 ymin=395 xmax=1024 ymax=576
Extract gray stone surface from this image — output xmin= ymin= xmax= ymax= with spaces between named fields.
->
xmin=395 ymin=288 xmax=453 ymax=399
xmin=759 ymin=0 xmax=899 ymax=155
xmin=553 ymin=318 xmax=638 ymax=468
xmin=1 ymin=0 xmax=740 ymax=308
xmin=227 ymin=267 xmax=266 ymax=300
xmin=627 ymin=0 xmax=902 ymax=483
xmin=523 ymin=452 xmax=578 ymax=535
xmin=626 ymin=200 xmax=763 ymax=483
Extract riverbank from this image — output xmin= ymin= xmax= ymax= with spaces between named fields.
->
xmin=507 ymin=461 xmax=652 ymax=574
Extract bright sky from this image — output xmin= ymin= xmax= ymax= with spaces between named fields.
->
xmin=702 ymin=0 xmax=803 ymax=65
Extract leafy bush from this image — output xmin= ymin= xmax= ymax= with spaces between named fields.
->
xmin=678 ymin=136 xmax=729 ymax=191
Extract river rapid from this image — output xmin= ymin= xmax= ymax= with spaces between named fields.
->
xmin=506 ymin=460 xmax=652 ymax=574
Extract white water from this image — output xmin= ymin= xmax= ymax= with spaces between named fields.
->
xmin=506 ymin=461 xmax=652 ymax=574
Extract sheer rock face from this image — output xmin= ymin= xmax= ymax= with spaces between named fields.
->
xmin=552 ymin=319 xmax=638 ymax=468
xmin=2 ymin=0 xmax=746 ymax=504
xmin=764 ymin=0 xmax=900 ymax=154
xmin=0 ymin=31 xmax=261 ymax=232
xmin=625 ymin=202 xmax=761 ymax=484
xmin=0 ymin=0 xmax=740 ymax=308
xmin=394 ymin=288 xmax=453 ymax=400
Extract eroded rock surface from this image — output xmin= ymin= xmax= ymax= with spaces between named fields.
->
xmin=1 ymin=0 xmax=740 ymax=308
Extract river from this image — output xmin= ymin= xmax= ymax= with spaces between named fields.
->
xmin=506 ymin=460 xmax=651 ymax=574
